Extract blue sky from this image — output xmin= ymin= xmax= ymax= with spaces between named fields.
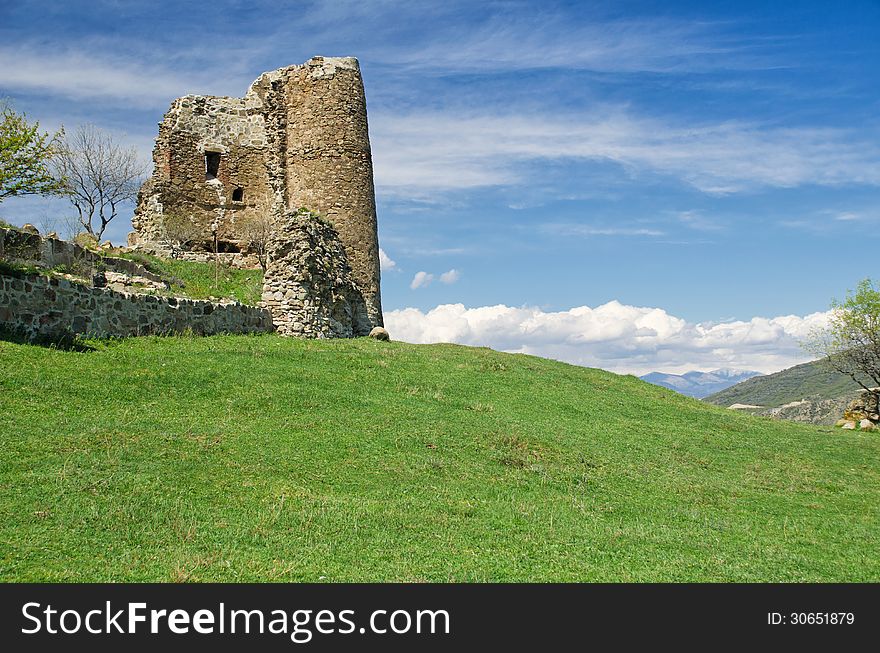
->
xmin=2 ymin=0 xmax=879 ymax=374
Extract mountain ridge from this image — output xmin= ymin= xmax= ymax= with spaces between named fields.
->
xmin=640 ymin=368 xmax=763 ymax=398
xmin=704 ymin=359 xmax=862 ymax=424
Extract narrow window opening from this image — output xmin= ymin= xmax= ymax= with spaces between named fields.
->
xmin=205 ymin=151 xmax=221 ymax=180
xmin=216 ymin=240 xmax=240 ymax=253
xmin=201 ymin=239 xmax=240 ymax=253
xmin=232 ymin=187 xmax=244 ymax=202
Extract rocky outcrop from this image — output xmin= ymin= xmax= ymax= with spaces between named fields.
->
xmin=369 ymin=326 xmax=390 ymax=341
xmin=727 ymin=395 xmax=853 ymax=425
xmin=836 ymin=389 xmax=880 ymax=431
xmin=261 ymin=210 xmax=371 ymax=338
xmin=842 ymin=390 xmax=880 ymax=422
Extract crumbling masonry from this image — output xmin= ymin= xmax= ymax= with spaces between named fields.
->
xmin=131 ymin=56 xmax=383 ymax=336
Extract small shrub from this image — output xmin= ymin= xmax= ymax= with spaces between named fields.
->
xmin=0 ymin=259 xmax=41 ymax=278
xmin=74 ymin=232 xmax=99 ymax=250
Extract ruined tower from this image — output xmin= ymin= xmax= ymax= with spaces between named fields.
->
xmin=132 ymin=56 xmax=383 ymax=328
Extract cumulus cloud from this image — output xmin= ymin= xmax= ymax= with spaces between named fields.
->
xmin=379 ymin=248 xmax=397 ymax=271
xmin=384 ymin=301 xmax=830 ymax=375
xmin=410 ymin=271 xmax=434 ymax=289
xmin=439 ymin=269 xmax=461 ymax=284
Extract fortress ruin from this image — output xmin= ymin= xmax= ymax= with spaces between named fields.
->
xmin=131 ymin=56 xmax=383 ymax=335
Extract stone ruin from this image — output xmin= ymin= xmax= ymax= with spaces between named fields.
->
xmin=131 ymin=56 xmax=383 ymax=337
xmin=262 ymin=209 xmax=371 ymax=338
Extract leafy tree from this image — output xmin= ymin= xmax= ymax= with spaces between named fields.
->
xmin=53 ymin=124 xmax=146 ymax=241
xmin=0 ymin=105 xmax=65 ymax=202
xmin=806 ymin=278 xmax=880 ymax=397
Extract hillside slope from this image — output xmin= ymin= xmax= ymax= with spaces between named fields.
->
xmin=1 ymin=335 xmax=877 ymax=582
xmin=705 ymin=359 xmax=861 ymax=424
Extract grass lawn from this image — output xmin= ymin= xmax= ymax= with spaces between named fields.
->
xmin=1 ymin=334 xmax=877 ymax=581
xmin=120 ymin=252 xmax=264 ymax=305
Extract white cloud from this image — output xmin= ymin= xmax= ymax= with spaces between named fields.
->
xmin=384 ymin=301 xmax=831 ymax=375
xmin=370 ymin=110 xmax=880 ymax=196
xmin=409 ymin=271 xmax=434 ymax=289
xmin=676 ymin=210 xmax=724 ymax=232
xmin=0 ymin=45 xmax=216 ymax=107
xmin=379 ymin=248 xmax=397 ymax=271
xmin=408 ymin=268 xmax=459 ymax=289
xmin=0 ymin=9 xmax=754 ymax=110
xmin=373 ymin=14 xmax=771 ymax=75
xmin=541 ymin=224 xmax=665 ymax=238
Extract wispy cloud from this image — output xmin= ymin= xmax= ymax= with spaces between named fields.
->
xmin=2 ymin=6 xmax=765 ymax=109
xmin=540 ymin=223 xmax=665 ymax=238
xmin=371 ymin=109 xmax=880 ymax=197
xmin=676 ymin=210 xmax=724 ymax=232
xmin=827 ymin=210 xmax=879 ymax=223
xmin=439 ymin=269 xmax=460 ymax=284
xmin=0 ymin=44 xmax=224 ymax=108
xmin=779 ymin=208 xmax=880 ymax=232
xmin=367 ymin=13 xmax=779 ymax=75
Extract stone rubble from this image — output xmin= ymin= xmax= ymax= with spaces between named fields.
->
xmin=261 ymin=210 xmax=370 ymax=338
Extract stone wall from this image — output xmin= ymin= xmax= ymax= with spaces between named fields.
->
xmin=131 ymin=94 xmax=275 ymax=253
xmin=261 ymin=210 xmax=371 ymax=338
xmin=173 ymin=250 xmax=262 ymax=270
xmin=0 ymin=269 xmax=272 ymax=341
xmin=132 ymin=55 xmax=383 ymax=328
xmin=0 ymin=227 xmax=164 ymax=282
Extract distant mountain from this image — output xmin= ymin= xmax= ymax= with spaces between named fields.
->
xmin=640 ymin=368 xmax=764 ymax=398
xmin=703 ymin=359 xmax=862 ymax=425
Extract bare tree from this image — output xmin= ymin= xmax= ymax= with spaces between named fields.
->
xmin=161 ymin=209 xmax=204 ymax=259
xmin=53 ymin=124 xmax=146 ymax=241
xmin=238 ymin=211 xmax=274 ymax=272
xmin=60 ymin=214 xmax=86 ymax=241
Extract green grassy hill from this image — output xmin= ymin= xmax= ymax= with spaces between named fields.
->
xmin=705 ymin=359 xmax=859 ymax=409
xmin=1 ymin=335 xmax=877 ymax=582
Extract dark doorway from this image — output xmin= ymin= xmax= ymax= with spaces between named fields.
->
xmin=232 ymin=187 xmax=244 ymax=202
xmin=205 ymin=152 xmax=220 ymax=180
